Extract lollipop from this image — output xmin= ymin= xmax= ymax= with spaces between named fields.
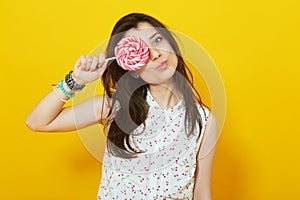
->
xmin=106 ymin=36 xmax=150 ymax=71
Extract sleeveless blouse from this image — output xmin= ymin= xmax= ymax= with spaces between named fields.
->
xmin=97 ymin=90 xmax=209 ymax=200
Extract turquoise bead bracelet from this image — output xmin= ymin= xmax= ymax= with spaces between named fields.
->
xmin=58 ymin=80 xmax=75 ymax=98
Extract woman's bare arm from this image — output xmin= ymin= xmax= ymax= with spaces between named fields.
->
xmin=193 ymin=114 xmax=218 ymax=200
xmin=25 ymin=54 xmax=109 ymax=132
xmin=25 ymin=92 xmax=111 ymax=132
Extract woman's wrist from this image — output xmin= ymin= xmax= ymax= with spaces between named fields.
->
xmin=62 ymin=80 xmax=75 ymax=94
xmin=71 ymin=71 xmax=85 ymax=85
xmin=53 ymin=85 xmax=69 ymax=103
xmin=57 ymin=80 xmax=75 ymax=98
xmin=64 ymin=70 xmax=86 ymax=92
xmin=52 ymin=80 xmax=73 ymax=103
xmin=51 ymin=70 xmax=87 ymax=102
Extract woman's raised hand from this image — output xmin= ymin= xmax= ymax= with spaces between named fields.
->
xmin=72 ymin=53 xmax=108 ymax=84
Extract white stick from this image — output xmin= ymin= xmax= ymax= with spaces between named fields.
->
xmin=105 ymin=57 xmax=116 ymax=61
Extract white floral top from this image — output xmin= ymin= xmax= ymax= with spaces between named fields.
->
xmin=97 ymin=90 xmax=209 ymax=200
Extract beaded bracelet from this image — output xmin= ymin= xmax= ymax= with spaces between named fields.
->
xmin=58 ymin=80 xmax=75 ymax=98
xmin=53 ymin=86 xmax=69 ymax=103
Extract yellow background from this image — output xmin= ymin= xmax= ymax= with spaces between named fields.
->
xmin=1 ymin=0 xmax=299 ymax=199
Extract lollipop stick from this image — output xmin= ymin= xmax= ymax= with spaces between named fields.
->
xmin=105 ymin=57 xmax=116 ymax=61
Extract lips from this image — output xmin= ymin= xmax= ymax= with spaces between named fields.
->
xmin=157 ymin=60 xmax=168 ymax=70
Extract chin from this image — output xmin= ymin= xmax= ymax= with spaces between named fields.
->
xmin=144 ymin=75 xmax=175 ymax=85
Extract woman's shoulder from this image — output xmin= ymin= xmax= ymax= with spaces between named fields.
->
xmin=196 ymin=104 xmax=210 ymax=120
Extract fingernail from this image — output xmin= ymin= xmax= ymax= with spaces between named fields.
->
xmin=100 ymin=54 xmax=105 ymax=60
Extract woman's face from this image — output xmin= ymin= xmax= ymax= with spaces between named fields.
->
xmin=124 ymin=22 xmax=178 ymax=84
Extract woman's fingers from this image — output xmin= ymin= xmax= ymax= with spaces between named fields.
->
xmin=90 ymin=56 xmax=99 ymax=71
xmin=79 ymin=55 xmax=87 ymax=70
xmin=95 ymin=54 xmax=108 ymax=75
xmin=76 ymin=55 xmax=103 ymax=71
xmin=74 ymin=56 xmax=82 ymax=70
xmin=73 ymin=54 xmax=108 ymax=84
xmin=85 ymin=56 xmax=93 ymax=71
xmin=97 ymin=54 xmax=106 ymax=68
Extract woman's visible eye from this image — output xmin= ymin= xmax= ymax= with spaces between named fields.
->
xmin=154 ymin=36 xmax=163 ymax=45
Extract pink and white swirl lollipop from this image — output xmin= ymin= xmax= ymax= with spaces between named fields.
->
xmin=106 ymin=36 xmax=150 ymax=71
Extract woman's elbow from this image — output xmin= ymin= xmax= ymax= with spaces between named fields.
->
xmin=25 ymin=119 xmax=39 ymax=131
xmin=25 ymin=117 xmax=46 ymax=132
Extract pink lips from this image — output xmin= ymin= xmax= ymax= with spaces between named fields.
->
xmin=157 ymin=60 xmax=168 ymax=70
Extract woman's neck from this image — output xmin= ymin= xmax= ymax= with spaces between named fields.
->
xmin=148 ymin=83 xmax=180 ymax=109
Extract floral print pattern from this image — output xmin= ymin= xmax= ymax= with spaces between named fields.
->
xmin=97 ymin=90 xmax=209 ymax=199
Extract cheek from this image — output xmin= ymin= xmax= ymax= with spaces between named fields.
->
xmin=137 ymin=67 xmax=177 ymax=84
xmin=166 ymin=52 xmax=178 ymax=71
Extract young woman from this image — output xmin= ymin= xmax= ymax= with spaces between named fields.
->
xmin=26 ymin=13 xmax=217 ymax=200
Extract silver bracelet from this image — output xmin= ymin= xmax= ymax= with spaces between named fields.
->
xmin=65 ymin=70 xmax=86 ymax=92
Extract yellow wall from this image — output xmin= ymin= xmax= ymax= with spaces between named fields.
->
xmin=1 ymin=0 xmax=299 ymax=199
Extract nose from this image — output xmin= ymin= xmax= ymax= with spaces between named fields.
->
xmin=149 ymin=47 xmax=161 ymax=61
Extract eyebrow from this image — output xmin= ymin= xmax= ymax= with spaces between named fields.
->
xmin=149 ymin=32 xmax=159 ymax=40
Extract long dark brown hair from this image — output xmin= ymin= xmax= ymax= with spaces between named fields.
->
xmin=101 ymin=13 xmax=208 ymax=158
